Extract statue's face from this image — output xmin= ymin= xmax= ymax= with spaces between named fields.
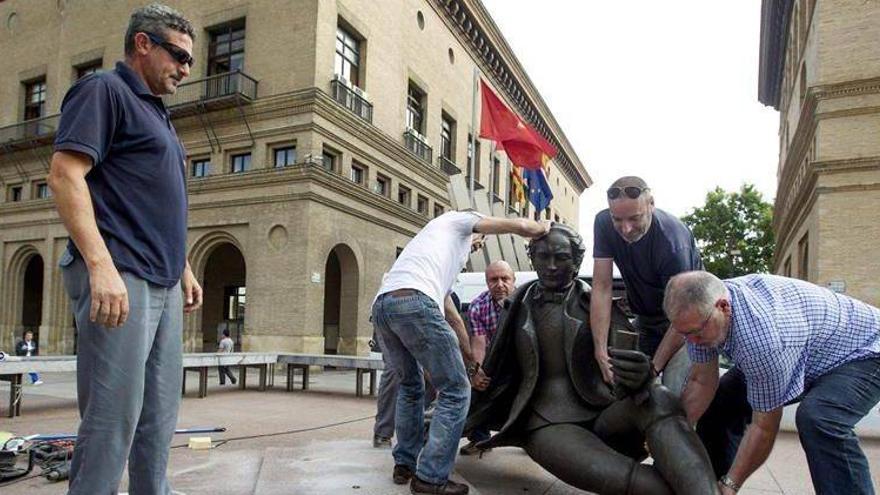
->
xmin=531 ymin=230 xmax=578 ymax=291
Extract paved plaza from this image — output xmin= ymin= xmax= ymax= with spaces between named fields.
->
xmin=2 ymin=369 xmax=879 ymax=494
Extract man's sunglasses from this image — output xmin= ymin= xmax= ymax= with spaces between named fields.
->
xmin=607 ymin=186 xmax=649 ymax=200
xmin=144 ymin=32 xmax=194 ymax=67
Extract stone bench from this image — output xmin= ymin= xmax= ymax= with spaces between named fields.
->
xmin=0 ymin=356 xmax=77 ymax=417
xmin=181 ymin=353 xmax=279 ymax=398
xmin=277 ymin=353 xmax=384 ymax=397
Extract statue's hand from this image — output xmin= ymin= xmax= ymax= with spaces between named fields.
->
xmin=471 ymin=369 xmax=491 ymax=391
xmin=609 ymin=348 xmax=655 ymax=392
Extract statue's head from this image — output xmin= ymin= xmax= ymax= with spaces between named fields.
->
xmin=527 ymin=223 xmax=585 ymax=291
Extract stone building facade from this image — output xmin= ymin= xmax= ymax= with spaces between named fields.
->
xmin=0 ymin=0 xmax=589 ymax=355
xmin=759 ymin=0 xmax=880 ymax=306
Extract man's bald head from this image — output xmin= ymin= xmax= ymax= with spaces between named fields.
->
xmin=485 ymin=260 xmax=516 ymax=302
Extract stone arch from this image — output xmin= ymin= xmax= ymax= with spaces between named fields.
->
xmin=321 ymin=242 xmax=362 ymax=356
xmin=185 ymin=231 xmax=247 ymax=352
xmin=1 ymin=244 xmax=43 ymax=351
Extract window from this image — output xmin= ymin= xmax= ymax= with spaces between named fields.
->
xmin=322 ymin=148 xmax=338 ymax=173
xmin=492 ymin=156 xmax=501 ymax=197
xmin=34 ymin=181 xmax=51 ymax=199
xmin=467 ymin=135 xmax=481 ymax=181
xmin=24 ymin=78 xmax=46 ymax=120
xmin=799 ymin=63 xmax=807 ymax=105
xmin=433 ymin=204 xmax=444 ymax=218
xmin=231 ymin=153 xmax=251 ymax=173
xmin=224 ymin=286 xmax=246 ymax=320
xmin=440 ymin=114 xmax=455 ymax=160
xmin=7 ymin=185 xmax=23 ymax=202
xmin=274 ymin=146 xmax=296 ymax=168
xmin=350 ymin=162 xmax=366 ymax=185
xmin=398 ymin=185 xmax=411 ymax=207
xmin=417 ymin=195 xmax=429 ymax=215
xmin=335 ymin=25 xmax=361 ymax=87
xmin=76 ymin=60 xmax=103 ymax=79
xmin=783 ymin=255 xmax=792 ymax=278
xmin=375 ymin=174 xmax=390 ymax=197
xmin=798 ymin=233 xmax=809 ymax=280
xmin=208 ymin=19 xmax=246 ymax=75
xmin=406 ymin=82 xmax=426 ymax=134
xmin=192 ymin=158 xmax=211 ymax=177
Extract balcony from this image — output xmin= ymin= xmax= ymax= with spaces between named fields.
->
xmin=404 ymin=129 xmax=432 ymax=163
xmin=437 ymin=156 xmax=461 ymax=175
xmin=464 ymin=176 xmax=485 ymax=190
xmin=331 ymin=79 xmax=373 ymax=123
xmin=164 ymin=70 xmax=258 ymax=115
xmin=0 ymin=114 xmax=61 ymax=150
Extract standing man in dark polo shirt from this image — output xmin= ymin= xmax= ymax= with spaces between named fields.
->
xmin=47 ymin=4 xmax=200 ymax=494
xmin=590 ymin=176 xmax=703 ymax=395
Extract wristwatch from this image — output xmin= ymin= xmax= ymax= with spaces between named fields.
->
xmin=719 ymin=474 xmax=741 ymax=492
xmin=466 ymin=362 xmax=481 ymax=378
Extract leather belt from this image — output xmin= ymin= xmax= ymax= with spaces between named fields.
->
xmin=387 ymin=289 xmax=418 ymax=297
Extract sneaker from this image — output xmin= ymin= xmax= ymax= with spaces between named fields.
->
xmin=458 ymin=441 xmax=488 ymax=456
xmin=410 ymin=476 xmax=469 ymax=494
xmin=373 ymin=434 xmax=392 ymax=449
xmin=393 ymin=464 xmax=414 ymax=485
xmin=32 ymin=380 xmax=44 ymax=386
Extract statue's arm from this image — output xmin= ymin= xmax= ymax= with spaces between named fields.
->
xmin=724 ymin=407 xmax=783 ymax=492
xmin=681 ymin=357 xmax=720 ymax=424
xmin=590 ymin=258 xmax=615 ymax=383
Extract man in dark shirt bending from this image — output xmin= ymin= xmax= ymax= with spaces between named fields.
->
xmin=590 ymin=176 xmax=703 ymax=395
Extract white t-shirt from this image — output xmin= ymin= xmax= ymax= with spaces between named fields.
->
xmin=377 ymin=211 xmax=482 ymax=315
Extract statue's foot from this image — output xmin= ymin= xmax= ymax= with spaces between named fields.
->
xmin=410 ymin=477 xmax=470 ymax=494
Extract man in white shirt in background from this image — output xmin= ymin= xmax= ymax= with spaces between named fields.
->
xmin=372 ymin=210 xmax=548 ymax=495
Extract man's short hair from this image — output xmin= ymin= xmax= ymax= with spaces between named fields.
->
xmin=663 ymin=271 xmax=727 ymax=321
xmin=23 ymin=330 xmax=33 ymax=338
xmin=527 ymin=222 xmax=586 ymax=271
xmin=222 ymin=329 xmax=230 ymax=338
xmin=125 ymin=3 xmax=195 ymax=56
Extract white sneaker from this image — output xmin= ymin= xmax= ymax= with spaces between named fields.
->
xmin=33 ymin=380 xmax=44 ymax=386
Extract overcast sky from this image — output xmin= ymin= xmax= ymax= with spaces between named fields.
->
xmin=480 ymin=0 xmax=780 ymax=250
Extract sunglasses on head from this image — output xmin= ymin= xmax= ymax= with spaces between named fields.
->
xmin=144 ymin=32 xmax=194 ymax=67
xmin=607 ymin=186 xmax=649 ymax=200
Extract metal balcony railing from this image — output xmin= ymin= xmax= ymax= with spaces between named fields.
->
xmin=437 ymin=156 xmax=461 ymax=175
xmin=404 ymin=129 xmax=432 ymax=163
xmin=0 ymin=114 xmax=61 ymax=148
xmin=164 ymin=70 xmax=258 ymax=109
xmin=330 ymin=79 xmax=373 ymax=123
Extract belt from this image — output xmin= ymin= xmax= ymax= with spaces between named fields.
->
xmin=387 ymin=289 xmax=418 ymax=297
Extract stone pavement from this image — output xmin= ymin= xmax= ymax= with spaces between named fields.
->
xmin=1 ymin=370 xmax=879 ymax=494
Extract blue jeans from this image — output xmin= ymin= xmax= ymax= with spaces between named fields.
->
xmin=795 ymin=357 xmax=880 ymax=494
xmin=29 ymin=372 xmax=40 ymax=383
xmin=372 ymin=292 xmax=471 ymax=485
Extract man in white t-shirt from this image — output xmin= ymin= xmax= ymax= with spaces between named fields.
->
xmin=372 ymin=210 xmax=548 ymax=495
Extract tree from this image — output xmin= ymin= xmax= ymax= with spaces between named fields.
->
xmin=682 ymin=184 xmax=774 ymax=279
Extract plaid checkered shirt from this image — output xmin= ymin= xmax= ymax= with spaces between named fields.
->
xmin=688 ymin=274 xmax=880 ymax=412
xmin=468 ymin=290 xmax=502 ymax=344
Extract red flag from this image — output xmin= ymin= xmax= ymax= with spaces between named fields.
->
xmin=479 ymin=80 xmax=557 ymax=170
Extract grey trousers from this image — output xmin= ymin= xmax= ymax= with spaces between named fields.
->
xmin=61 ymin=253 xmax=182 ymax=495
xmin=374 ymin=366 xmax=399 ymax=438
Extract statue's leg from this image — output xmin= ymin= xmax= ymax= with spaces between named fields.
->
xmin=523 ymin=424 xmax=672 ymax=495
xmin=601 ymin=386 xmax=719 ymax=495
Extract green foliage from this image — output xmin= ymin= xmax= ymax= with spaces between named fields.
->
xmin=682 ymin=184 xmax=774 ymax=279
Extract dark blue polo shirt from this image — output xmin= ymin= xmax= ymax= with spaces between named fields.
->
xmin=55 ymin=61 xmax=188 ymax=287
xmin=593 ymin=208 xmax=703 ymax=317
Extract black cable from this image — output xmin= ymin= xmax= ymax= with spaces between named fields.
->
xmin=169 ymin=414 xmax=375 ymax=449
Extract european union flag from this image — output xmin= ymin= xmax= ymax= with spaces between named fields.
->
xmin=523 ymin=168 xmax=552 ymax=212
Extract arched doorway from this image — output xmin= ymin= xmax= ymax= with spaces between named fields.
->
xmin=322 ymin=244 xmax=359 ymax=355
xmin=201 ymin=243 xmax=246 ymax=352
xmin=21 ymin=254 xmax=44 ymax=344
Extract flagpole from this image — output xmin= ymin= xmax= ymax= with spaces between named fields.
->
xmin=469 ymin=67 xmax=479 ymax=202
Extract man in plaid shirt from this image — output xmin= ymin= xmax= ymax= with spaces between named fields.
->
xmin=664 ymin=271 xmax=880 ymax=495
xmin=459 ymin=260 xmax=516 ymax=455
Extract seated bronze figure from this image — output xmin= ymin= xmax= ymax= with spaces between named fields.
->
xmin=464 ymin=224 xmax=717 ymax=494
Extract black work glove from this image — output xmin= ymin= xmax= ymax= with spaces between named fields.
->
xmin=609 ymin=348 xmax=655 ymax=394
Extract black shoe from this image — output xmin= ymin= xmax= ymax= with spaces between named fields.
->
xmin=231 ymin=378 xmax=237 ymax=385
xmin=410 ymin=476 xmax=469 ymax=495
xmin=373 ymin=434 xmax=392 ymax=449
xmin=393 ymin=464 xmax=415 ymax=485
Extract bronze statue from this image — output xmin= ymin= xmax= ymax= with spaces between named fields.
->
xmin=464 ymin=224 xmax=717 ymax=494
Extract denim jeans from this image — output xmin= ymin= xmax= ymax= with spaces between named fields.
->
xmin=696 ymin=367 xmax=751 ymax=477
xmin=29 ymin=372 xmax=40 ymax=383
xmin=372 ymin=291 xmax=471 ymax=485
xmin=795 ymin=357 xmax=880 ymax=494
